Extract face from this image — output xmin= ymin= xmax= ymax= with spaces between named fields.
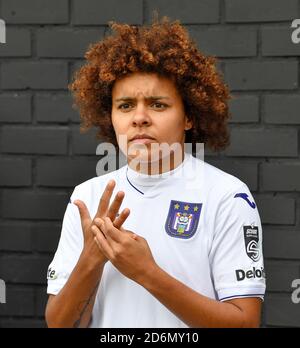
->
xmin=111 ymin=72 xmax=193 ymax=170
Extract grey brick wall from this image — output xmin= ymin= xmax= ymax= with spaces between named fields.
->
xmin=0 ymin=0 xmax=299 ymax=328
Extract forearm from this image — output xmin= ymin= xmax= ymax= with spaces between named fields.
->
xmin=46 ymin=251 xmax=105 ymax=328
xmin=138 ymin=265 xmax=252 ymax=328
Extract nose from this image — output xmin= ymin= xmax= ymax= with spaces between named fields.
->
xmin=131 ymin=103 xmax=151 ymax=127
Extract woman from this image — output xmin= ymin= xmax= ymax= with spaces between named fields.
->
xmin=45 ymin=16 xmax=266 ymax=328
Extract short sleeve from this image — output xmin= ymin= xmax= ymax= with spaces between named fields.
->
xmin=47 ymin=186 xmax=84 ymax=295
xmin=209 ymin=183 xmax=266 ymax=302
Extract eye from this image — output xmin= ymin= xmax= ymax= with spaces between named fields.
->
xmin=152 ymin=102 xmax=167 ymax=109
xmin=118 ymin=103 xmax=132 ymax=110
xmin=117 ymin=102 xmax=168 ymax=110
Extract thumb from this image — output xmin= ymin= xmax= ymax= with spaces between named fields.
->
xmin=73 ymin=199 xmax=92 ymax=234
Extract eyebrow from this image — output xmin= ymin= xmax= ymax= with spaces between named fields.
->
xmin=115 ymin=96 xmax=171 ymax=102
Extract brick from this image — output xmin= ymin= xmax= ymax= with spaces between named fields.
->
xmin=35 ymin=286 xmax=48 ymax=317
xmin=0 ymin=256 xmax=52 ymax=284
xmin=229 ymin=95 xmax=259 ymax=123
xmin=206 ymin=159 xmax=258 ymax=191
xmin=225 ymin=61 xmax=298 ymax=90
xmin=95 ymin=154 xmax=123 ymax=176
xmin=265 ymin=261 xmax=300 ymax=292
xmin=0 ymin=190 xmax=69 ymax=220
xmin=37 ymin=28 xmax=105 ymax=58
xmin=70 ymin=107 xmax=80 ymax=123
xmin=35 ymin=94 xmax=78 ymax=123
xmin=1 ymin=0 xmax=68 ymax=24
xmin=31 ymin=224 xmax=61 ymax=253
xmin=0 ymin=94 xmax=31 ymax=123
xmin=203 ymin=146 xmax=221 ymax=158
xmin=264 ymin=229 xmax=300 ymax=260
xmin=256 ymin=196 xmax=295 ymax=225
xmin=0 ymin=224 xmax=32 ymax=252
xmin=0 ymin=223 xmax=61 ymax=253
xmin=36 ymin=157 xmax=97 ymax=187
xmin=1 ymin=62 xmax=68 ymax=90
xmin=265 ymin=295 xmax=300 ymax=327
xmin=70 ymin=60 xmax=86 ymax=85
xmin=261 ymin=162 xmax=300 ymax=191
xmin=0 ymin=286 xmax=34 ymax=316
xmin=189 ymin=27 xmax=256 ymax=57
xmin=145 ymin=0 xmax=219 ymax=24
xmin=0 ymin=28 xmax=31 ymax=57
xmin=73 ymin=0 xmax=142 ymax=25
xmin=0 ymin=158 xmax=31 ymax=186
xmin=262 ymin=27 xmax=300 ymax=57
xmin=226 ymin=128 xmax=298 ymax=157
xmin=264 ymin=95 xmax=300 ymax=124
xmin=0 ymin=126 xmax=68 ymax=154
xmin=0 ymin=319 xmax=46 ymax=328
xmin=225 ymin=0 xmax=298 ymax=23
xmin=71 ymin=127 xmax=103 ymax=155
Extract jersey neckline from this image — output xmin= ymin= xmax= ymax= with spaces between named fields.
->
xmin=124 ymin=152 xmax=193 ymax=197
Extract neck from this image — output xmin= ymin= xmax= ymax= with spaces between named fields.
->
xmin=127 ymin=149 xmax=185 ymax=175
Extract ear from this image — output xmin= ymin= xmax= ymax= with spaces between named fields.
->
xmin=184 ymin=115 xmax=193 ymax=131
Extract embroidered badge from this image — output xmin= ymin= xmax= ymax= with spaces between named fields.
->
xmin=165 ymin=200 xmax=202 ymax=239
xmin=243 ymin=225 xmax=261 ymax=262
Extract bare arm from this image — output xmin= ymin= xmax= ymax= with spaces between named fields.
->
xmin=45 ymin=180 xmax=130 ymax=328
xmin=45 ymin=242 xmax=105 ymax=328
xmin=139 ymin=263 xmax=262 ymax=328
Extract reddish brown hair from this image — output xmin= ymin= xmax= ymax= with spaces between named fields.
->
xmin=69 ymin=14 xmax=231 ymax=151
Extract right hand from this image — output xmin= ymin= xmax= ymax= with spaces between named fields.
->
xmin=73 ymin=179 xmax=130 ymax=267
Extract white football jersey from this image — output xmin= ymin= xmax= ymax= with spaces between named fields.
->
xmin=47 ymin=152 xmax=266 ymax=328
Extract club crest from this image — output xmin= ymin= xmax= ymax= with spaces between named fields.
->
xmin=165 ymin=200 xmax=202 ymax=239
xmin=243 ymin=225 xmax=261 ymax=262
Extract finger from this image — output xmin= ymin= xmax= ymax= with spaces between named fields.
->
xmin=113 ymin=208 xmax=130 ymax=230
xmin=73 ymin=200 xmax=92 ymax=232
xmin=106 ymin=190 xmax=125 ymax=221
xmin=94 ymin=236 xmax=105 ymax=254
xmin=93 ymin=225 xmax=114 ymax=259
xmin=120 ymin=226 xmax=139 ymax=240
xmin=95 ymin=217 xmax=114 ymax=242
xmin=92 ymin=225 xmax=104 ymax=249
xmin=92 ymin=218 xmax=116 ymax=248
xmin=91 ymin=220 xmax=104 ymax=237
xmin=101 ymin=217 xmax=123 ymax=243
xmin=93 ymin=220 xmax=116 ymax=246
xmin=96 ymin=179 xmax=116 ymax=218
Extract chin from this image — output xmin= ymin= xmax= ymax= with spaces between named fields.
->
xmin=128 ymin=149 xmax=151 ymax=163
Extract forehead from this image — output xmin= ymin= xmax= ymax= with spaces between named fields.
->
xmin=112 ymin=72 xmax=178 ymax=98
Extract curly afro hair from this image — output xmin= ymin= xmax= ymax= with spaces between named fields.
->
xmin=69 ymin=14 xmax=231 ymax=152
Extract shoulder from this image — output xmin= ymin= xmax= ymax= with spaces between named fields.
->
xmin=190 ymin=155 xmax=250 ymax=197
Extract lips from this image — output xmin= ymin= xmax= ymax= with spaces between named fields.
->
xmin=130 ymin=134 xmax=155 ymax=141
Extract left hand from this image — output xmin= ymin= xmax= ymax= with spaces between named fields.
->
xmin=92 ymin=216 xmax=157 ymax=284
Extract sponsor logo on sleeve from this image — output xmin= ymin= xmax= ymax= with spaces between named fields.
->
xmin=47 ymin=267 xmax=58 ymax=280
xmin=234 ymin=193 xmax=256 ymax=209
xmin=243 ymin=225 xmax=261 ymax=262
xmin=235 ymin=266 xmax=266 ymax=282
